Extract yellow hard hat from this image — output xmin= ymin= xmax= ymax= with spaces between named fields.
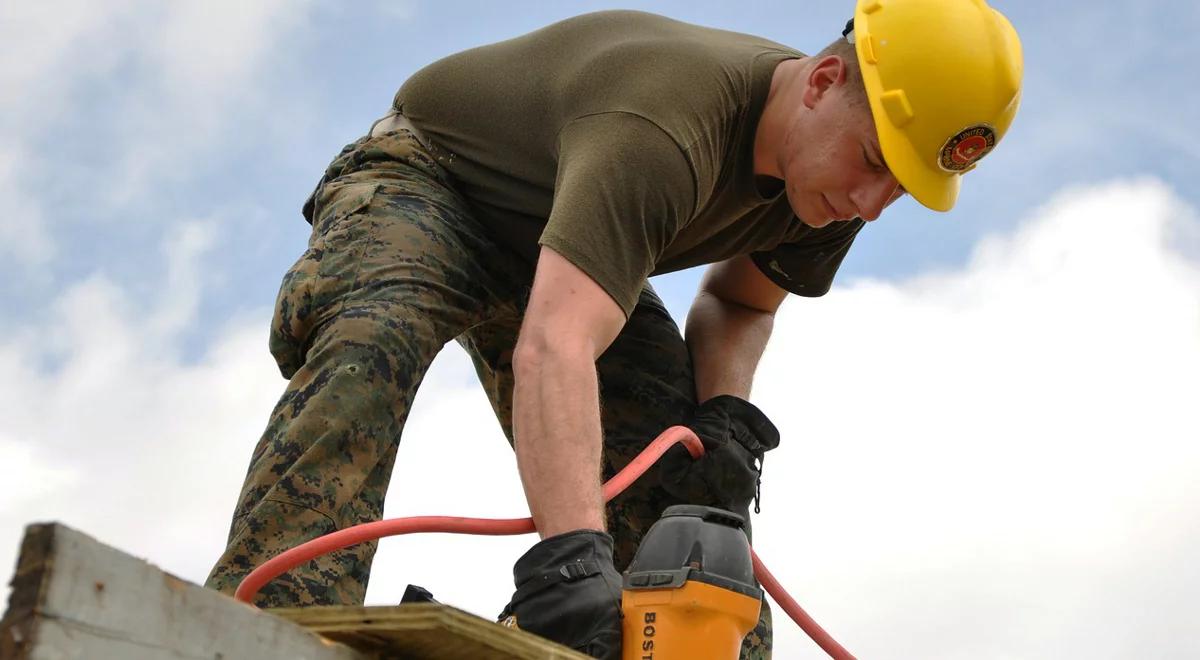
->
xmin=847 ymin=0 xmax=1024 ymax=211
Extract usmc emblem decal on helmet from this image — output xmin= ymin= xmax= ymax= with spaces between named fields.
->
xmin=939 ymin=125 xmax=997 ymax=172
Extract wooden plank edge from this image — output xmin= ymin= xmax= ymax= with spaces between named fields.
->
xmin=272 ymin=604 xmax=589 ymax=659
xmin=1 ymin=522 xmax=369 ymax=660
xmin=1 ymin=523 xmax=56 ymax=658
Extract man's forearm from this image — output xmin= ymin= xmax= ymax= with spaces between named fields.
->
xmin=512 ymin=346 xmax=606 ymax=539
xmin=685 ymin=290 xmax=776 ymax=402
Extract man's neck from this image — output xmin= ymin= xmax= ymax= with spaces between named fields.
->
xmin=753 ymin=57 xmax=807 ymax=180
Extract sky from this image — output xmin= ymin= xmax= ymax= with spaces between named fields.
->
xmin=1 ymin=1 xmax=1198 ymax=658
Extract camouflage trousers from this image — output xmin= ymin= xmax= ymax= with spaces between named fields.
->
xmin=204 ymin=129 xmax=772 ymax=658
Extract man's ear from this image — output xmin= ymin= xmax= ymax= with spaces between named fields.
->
xmin=801 ymin=55 xmax=849 ymax=109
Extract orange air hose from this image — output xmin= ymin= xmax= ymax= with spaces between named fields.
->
xmin=235 ymin=425 xmax=856 ymax=660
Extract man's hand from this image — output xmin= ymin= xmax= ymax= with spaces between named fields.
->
xmin=499 ymin=530 xmax=623 ymax=659
xmin=659 ymin=395 xmax=780 ymax=515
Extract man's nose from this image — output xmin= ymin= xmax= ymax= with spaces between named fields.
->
xmin=852 ymin=174 xmax=900 ymax=221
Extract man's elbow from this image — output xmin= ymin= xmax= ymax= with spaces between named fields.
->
xmin=697 ymin=256 xmax=789 ymax=314
xmin=693 ymin=288 xmax=779 ymax=320
xmin=512 ymin=328 xmax=594 ymax=380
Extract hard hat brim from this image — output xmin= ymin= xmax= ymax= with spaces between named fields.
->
xmin=872 ymin=115 xmax=960 ymax=213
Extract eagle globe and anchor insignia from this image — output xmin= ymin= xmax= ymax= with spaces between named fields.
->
xmin=938 ymin=124 xmax=997 ymax=172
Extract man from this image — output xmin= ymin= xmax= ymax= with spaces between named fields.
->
xmin=206 ymin=2 xmax=1022 ymax=658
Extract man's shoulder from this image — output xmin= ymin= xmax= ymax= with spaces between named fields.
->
xmin=556 ymin=10 xmax=800 ymax=62
xmin=551 ymin=11 xmax=800 ymax=137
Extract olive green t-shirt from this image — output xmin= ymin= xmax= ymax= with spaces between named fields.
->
xmin=395 ymin=10 xmax=864 ymax=316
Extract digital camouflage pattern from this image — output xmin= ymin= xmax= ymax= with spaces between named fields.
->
xmin=204 ymin=129 xmax=772 ymax=658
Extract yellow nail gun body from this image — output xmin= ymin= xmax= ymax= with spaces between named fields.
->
xmin=621 ymin=506 xmax=762 ymax=660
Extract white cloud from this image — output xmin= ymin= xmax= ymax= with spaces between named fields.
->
xmin=102 ymin=0 xmax=315 ymax=204
xmin=0 ymin=219 xmax=287 ymax=584
xmin=1 ymin=0 xmax=136 ymax=266
xmin=2 ymin=179 xmax=1197 ymax=658
xmin=0 ymin=1 xmax=123 ymax=108
xmin=0 ymin=148 xmax=54 ymax=269
xmin=151 ymin=220 xmax=218 ymax=337
xmin=0 ymin=439 xmax=77 ymax=508
xmin=0 ymin=0 xmax=315 ymax=265
xmin=754 ymin=178 xmax=1200 ymax=659
xmin=362 ymin=359 xmax=534 ymax=616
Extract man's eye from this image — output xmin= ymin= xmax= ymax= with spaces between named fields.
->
xmin=862 ymin=147 xmax=885 ymax=173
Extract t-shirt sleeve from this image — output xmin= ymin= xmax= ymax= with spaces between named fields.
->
xmin=749 ymin=219 xmax=865 ymax=297
xmin=538 ymin=112 xmax=697 ymax=317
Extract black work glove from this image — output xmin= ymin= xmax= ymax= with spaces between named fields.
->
xmin=498 ymin=530 xmax=622 ymax=659
xmin=659 ymin=395 xmax=781 ymax=516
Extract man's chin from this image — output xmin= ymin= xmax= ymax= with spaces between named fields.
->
xmin=786 ymin=190 xmax=832 ymax=228
xmin=798 ymin=215 xmax=833 ymax=229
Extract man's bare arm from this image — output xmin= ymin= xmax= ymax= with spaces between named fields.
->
xmin=512 ymin=247 xmax=627 ymax=539
xmin=686 ymin=255 xmax=788 ymax=402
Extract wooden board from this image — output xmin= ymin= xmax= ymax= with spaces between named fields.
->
xmin=1 ymin=522 xmax=589 ymax=660
xmin=0 ymin=522 xmax=365 ymax=660
xmin=272 ymin=604 xmax=591 ymax=660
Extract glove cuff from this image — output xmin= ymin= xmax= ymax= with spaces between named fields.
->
xmin=512 ymin=529 xmax=614 ymax=586
xmin=698 ymin=395 xmax=780 ymax=454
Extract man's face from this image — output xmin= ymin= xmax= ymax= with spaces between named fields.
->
xmin=778 ymin=62 xmax=905 ymax=228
